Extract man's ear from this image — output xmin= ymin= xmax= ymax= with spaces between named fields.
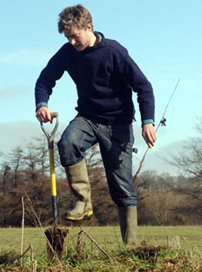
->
xmin=87 ymin=23 xmax=93 ymax=31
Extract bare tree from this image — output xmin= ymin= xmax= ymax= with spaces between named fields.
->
xmin=2 ymin=164 xmax=11 ymax=196
xmin=8 ymin=146 xmax=24 ymax=188
xmin=167 ymin=118 xmax=202 ymax=178
xmin=136 ymin=171 xmax=180 ymax=225
xmin=32 ymin=137 xmax=49 ymax=180
xmin=166 ymin=118 xmax=202 ymax=223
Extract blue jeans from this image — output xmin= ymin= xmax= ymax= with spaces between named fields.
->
xmin=58 ymin=115 xmax=137 ymax=207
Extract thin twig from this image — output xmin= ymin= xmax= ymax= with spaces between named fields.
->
xmin=24 ymin=191 xmax=64 ymax=270
xmin=133 ymin=148 xmax=150 ymax=183
xmin=31 ymin=245 xmax=37 ymax=272
xmin=77 ymin=230 xmax=83 ymax=256
xmin=4 ymin=245 xmax=32 ymax=264
xmin=133 ymin=78 xmax=180 ymax=182
xmin=79 ymin=230 xmax=112 ymax=260
xmin=160 ymin=78 xmax=180 ymax=123
xmin=20 ymin=196 xmax=25 ymax=266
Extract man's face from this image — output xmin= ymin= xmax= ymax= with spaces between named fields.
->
xmin=64 ymin=24 xmax=93 ymax=51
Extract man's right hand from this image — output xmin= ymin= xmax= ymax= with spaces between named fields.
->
xmin=36 ymin=107 xmax=52 ymax=123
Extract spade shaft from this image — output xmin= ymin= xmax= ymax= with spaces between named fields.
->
xmin=41 ymin=112 xmax=59 ymax=226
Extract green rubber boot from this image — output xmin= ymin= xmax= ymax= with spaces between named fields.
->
xmin=63 ymin=159 xmax=93 ymax=221
xmin=118 ymin=206 xmax=137 ymax=247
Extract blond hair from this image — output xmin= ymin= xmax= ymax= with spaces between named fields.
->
xmin=58 ymin=4 xmax=93 ymax=33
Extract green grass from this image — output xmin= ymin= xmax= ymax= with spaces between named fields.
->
xmin=0 ymin=225 xmax=202 ymax=271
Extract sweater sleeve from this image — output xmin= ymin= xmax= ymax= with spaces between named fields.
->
xmin=124 ymin=55 xmax=155 ymax=124
xmin=35 ymin=45 xmax=66 ymax=108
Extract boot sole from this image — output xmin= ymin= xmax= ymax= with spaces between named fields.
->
xmin=63 ymin=210 xmax=93 ymax=221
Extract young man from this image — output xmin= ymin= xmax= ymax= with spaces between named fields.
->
xmin=35 ymin=4 xmax=156 ymax=246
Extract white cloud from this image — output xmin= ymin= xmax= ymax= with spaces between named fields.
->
xmin=0 ymin=121 xmax=66 ymax=155
xmin=137 ymin=140 xmax=185 ymax=176
xmin=0 ymin=122 xmax=41 ymax=154
xmin=0 ymin=85 xmax=31 ymax=99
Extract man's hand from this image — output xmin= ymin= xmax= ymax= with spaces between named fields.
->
xmin=142 ymin=123 xmax=156 ymax=148
xmin=36 ymin=107 xmax=52 ymax=123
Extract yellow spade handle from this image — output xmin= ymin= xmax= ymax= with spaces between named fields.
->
xmin=49 ymin=148 xmax=57 ymax=196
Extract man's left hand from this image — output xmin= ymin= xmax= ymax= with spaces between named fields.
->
xmin=142 ymin=123 xmax=156 ymax=148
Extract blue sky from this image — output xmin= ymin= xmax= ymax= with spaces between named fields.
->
xmin=0 ymin=0 xmax=201 ymax=175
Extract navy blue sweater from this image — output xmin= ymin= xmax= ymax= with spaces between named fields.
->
xmin=35 ymin=32 xmax=155 ymax=125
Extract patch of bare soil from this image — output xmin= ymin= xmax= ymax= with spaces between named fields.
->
xmin=44 ymin=227 xmax=69 ymax=260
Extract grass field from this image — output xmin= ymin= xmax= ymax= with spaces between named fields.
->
xmin=0 ymin=225 xmax=202 ymax=271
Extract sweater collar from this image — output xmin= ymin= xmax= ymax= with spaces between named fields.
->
xmin=69 ymin=31 xmax=105 ymax=54
xmin=94 ymin=31 xmax=103 ymax=43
